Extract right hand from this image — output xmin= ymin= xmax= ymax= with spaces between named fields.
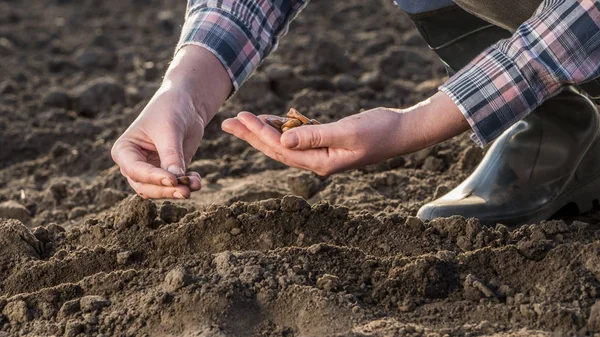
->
xmin=111 ymin=85 xmax=205 ymax=199
xmin=111 ymin=46 xmax=232 ymax=199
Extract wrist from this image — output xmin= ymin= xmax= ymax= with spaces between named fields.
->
xmin=392 ymin=91 xmax=469 ymax=155
xmin=162 ymin=45 xmax=233 ymax=124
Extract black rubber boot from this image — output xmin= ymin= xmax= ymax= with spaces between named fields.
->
xmin=408 ymin=6 xmax=600 ymax=226
xmin=418 ymin=88 xmax=600 ymax=226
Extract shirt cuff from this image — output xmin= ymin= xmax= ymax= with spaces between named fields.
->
xmin=439 ymin=46 xmax=541 ymax=147
xmin=175 ymin=7 xmax=262 ymax=92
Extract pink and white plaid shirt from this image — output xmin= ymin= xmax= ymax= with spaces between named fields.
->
xmin=177 ymin=0 xmax=600 ymax=147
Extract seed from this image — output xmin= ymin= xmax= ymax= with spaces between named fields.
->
xmin=282 ymin=118 xmax=302 ymax=129
xmin=265 ymin=116 xmax=289 ymax=130
xmin=286 ymin=108 xmax=310 ymax=123
xmin=177 ymin=176 xmax=191 ymax=186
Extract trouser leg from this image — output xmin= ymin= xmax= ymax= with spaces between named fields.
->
xmin=395 ymin=0 xmax=600 ymax=98
xmin=394 ymin=0 xmax=511 ymax=72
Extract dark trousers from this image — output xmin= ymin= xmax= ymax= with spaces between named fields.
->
xmin=394 ymin=0 xmax=600 ymax=99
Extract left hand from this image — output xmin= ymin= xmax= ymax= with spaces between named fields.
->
xmin=221 ymin=108 xmax=408 ymax=176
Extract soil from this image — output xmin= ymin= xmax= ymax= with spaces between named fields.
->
xmin=2 ymin=0 xmax=600 ymax=336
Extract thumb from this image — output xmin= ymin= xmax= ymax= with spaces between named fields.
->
xmin=156 ymin=136 xmax=186 ymax=176
xmin=281 ymin=124 xmax=338 ymax=150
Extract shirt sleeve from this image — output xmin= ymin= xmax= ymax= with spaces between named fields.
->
xmin=440 ymin=0 xmax=600 ymax=147
xmin=176 ymin=0 xmax=309 ymax=92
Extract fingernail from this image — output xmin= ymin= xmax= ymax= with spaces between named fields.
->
xmin=161 ymin=178 xmax=173 ymax=187
xmin=283 ymin=133 xmax=299 ymax=148
xmin=167 ymin=165 xmax=185 ymax=176
xmin=173 ymin=191 xmax=185 ymax=199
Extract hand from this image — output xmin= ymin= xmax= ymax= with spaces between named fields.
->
xmin=222 ymin=108 xmax=405 ymax=176
xmin=111 ymin=46 xmax=232 ymax=199
xmin=111 ymin=85 xmax=205 ymax=199
xmin=221 ymin=92 xmax=469 ymax=176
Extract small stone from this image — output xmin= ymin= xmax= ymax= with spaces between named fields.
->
xmin=230 ymin=227 xmax=242 ymax=236
xmin=404 ymin=216 xmax=424 ymax=232
xmin=316 ymin=274 xmax=340 ymax=292
xmin=433 ymin=185 xmax=451 ymax=199
xmin=333 ymin=74 xmax=358 ymax=91
xmin=280 ymin=195 xmax=310 ymax=212
xmin=2 ymin=300 xmax=31 ymax=323
xmin=164 ymin=267 xmax=191 ymax=292
xmin=0 ymin=200 xmax=31 ymax=224
xmin=80 ymin=296 xmax=110 ymax=312
xmin=116 ymin=251 xmax=132 ymax=265
xmin=68 ymin=207 xmax=87 ymax=220
xmin=42 ymin=87 xmax=72 ymax=109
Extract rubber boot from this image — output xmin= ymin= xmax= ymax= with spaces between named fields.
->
xmin=405 ymin=6 xmax=600 ymax=226
xmin=418 ymin=88 xmax=600 ymax=226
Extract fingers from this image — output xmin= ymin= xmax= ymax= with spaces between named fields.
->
xmin=153 ymin=132 xmax=186 ymax=176
xmin=112 ymin=141 xmax=177 ymax=187
xmin=222 ymin=117 xmax=287 ymax=164
xmin=187 ymin=171 xmax=202 ymax=191
xmin=127 ymin=177 xmax=191 ymax=199
xmin=222 ymin=114 xmax=331 ymax=172
xmin=113 ymin=139 xmax=203 ymax=198
xmin=237 ymin=112 xmax=283 ymax=149
xmin=281 ymin=123 xmax=341 ymax=150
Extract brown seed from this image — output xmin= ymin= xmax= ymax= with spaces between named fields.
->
xmin=264 ymin=116 xmax=290 ymax=131
xmin=286 ymin=108 xmax=310 ymax=124
xmin=282 ymin=118 xmax=302 ymax=129
xmin=281 ymin=127 xmax=292 ymax=133
xmin=177 ymin=176 xmax=191 ymax=186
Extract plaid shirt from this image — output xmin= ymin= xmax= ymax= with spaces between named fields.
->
xmin=177 ymin=0 xmax=600 ymax=147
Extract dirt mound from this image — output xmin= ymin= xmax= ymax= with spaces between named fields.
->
xmin=2 ymin=0 xmax=600 ymax=336
xmin=0 ymin=197 xmax=600 ymax=336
